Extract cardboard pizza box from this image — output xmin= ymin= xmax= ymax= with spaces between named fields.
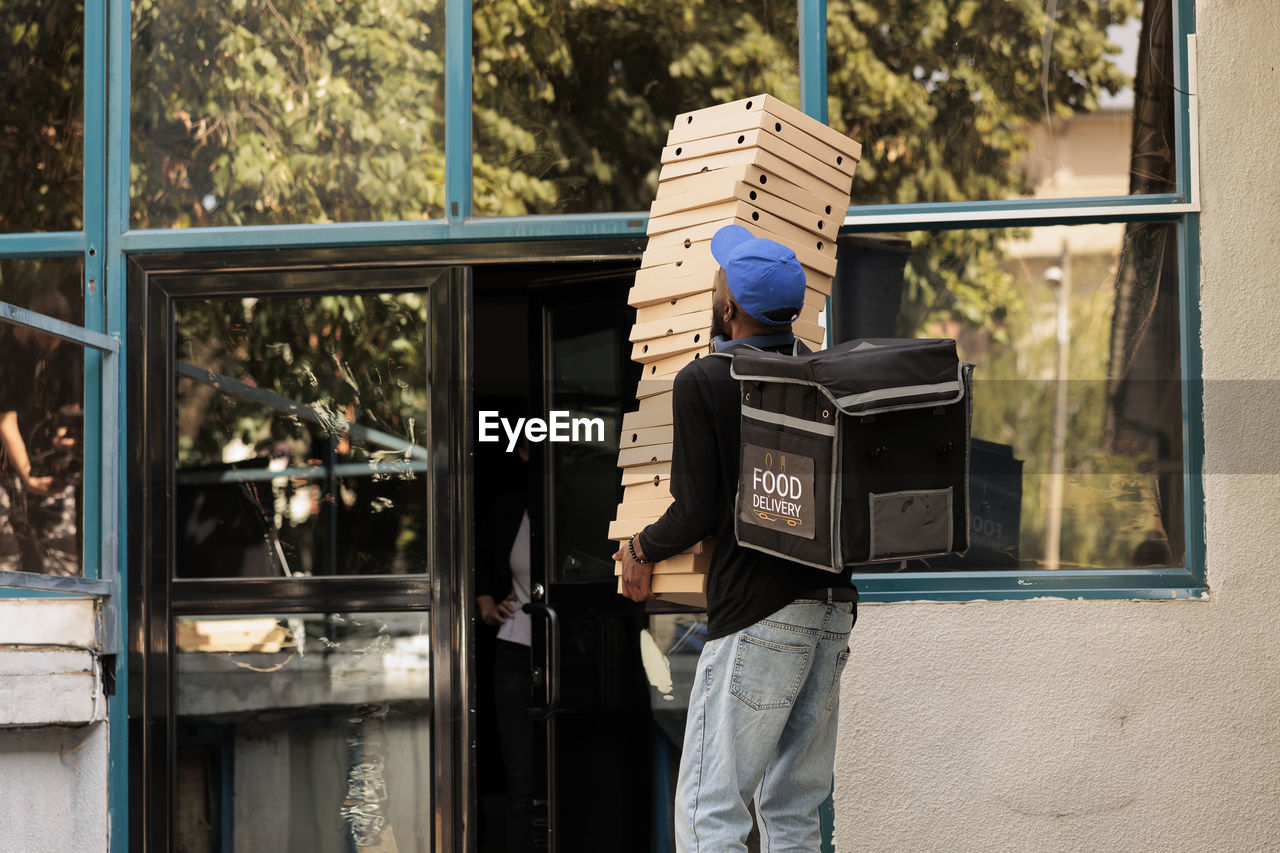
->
xmin=660 ymin=128 xmax=850 ymax=196
xmin=658 ymin=146 xmax=851 ymax=208
xmin=637 ymin=251 xmax=720 ymax=277
xmin=632 ymin=328 xmax=712 ymax=363
xmin=650 ymin=200 xmax=837 ymax=264
xmin=805 ymin=271 xmax=834 ymax=295
xmin=646 ymin=222 xmax=837 ymax=276
xmin=610 ymin=536 xmax=713 ymax=556
xmin=635 ymin=377 xmax=676 ymax=400
xmin=737 ymin=205 xmax=837 ymax=260
xmin=803 ymin=286 xmax=827 ymax=311
xmin=636 ymin=390 xmax=674 ymax=411
xmin=614 ymin=552 xmax=711 ymax=576
xmin=610 ymin=541 xmax=714 ymax=575
xmin=796 ymin=250 xmax=838 ymax=279
xmin=666 ymin=109 xmax=859 ymax=177
xmin=623 ymin=478 xmax=671 ymax=501
xmin=672 ymin=94 xmax=862 ymax=163
xmin=620 ymin=424 xmax=675 ymax=450
xmin=614 ymin=577 xmax=708 ymax=606
xmin=649 ymin=169 xmax=752 ymax=216
xmin=644 ymin=348 xmax=709 ymax=380
xmin=650 ymin=177 xmax=839 ymax=242
xmin=628 ymin=275 xmax=714 ymax=308
xmin=617 ymin=442 xmax=673 ymax=469
xmin=740 ymin=184 xmax=841 ymax=240
xmin=608 ymin=514 xmax=661 ymax=540
xmin=652 ymin=590 xmax=708 ymax=607
xmin=656 ymin=163 xmax=849 ymax=223
xmin=647 ymin=200 xmax=745 ymax=237
xmin=622 ymin=406 xmax=675 ymax=431
xmin=799 ymin=302 xmax=823 ymax=325
xmin=650 ymin=573 xmax=707 ymax=594
xmin=620 ymin=460 xmax=671 ymax=486
xmin=639 ymin=238 xmax=716 ymax=270
xmin=793 ymin=318 xmax=826 ymax=346
xmin=629 ymin=310 xmax=713 ymax=343
xmin=634 ymin=291 xmax=714 ymax=324
xmin=614 ymin=572 xmax=706 ymax=591
xmin=615 ymin=495 xmax=675 ymax=519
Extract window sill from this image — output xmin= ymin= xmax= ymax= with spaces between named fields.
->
xmin=850 ymin=568 xmax=1208 ymax=603
xmin=0 ymin=598 xmax=100 ymax=648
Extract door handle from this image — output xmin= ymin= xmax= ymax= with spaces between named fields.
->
xmin=523 ymin=601 xmax=561 ymax=720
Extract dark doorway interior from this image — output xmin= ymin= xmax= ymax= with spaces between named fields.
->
xmin=472 ymin=260 xmax=662 ymax=853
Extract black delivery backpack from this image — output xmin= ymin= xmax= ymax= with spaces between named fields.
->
xmin=728 ymin=338 xmax=975 ymax=573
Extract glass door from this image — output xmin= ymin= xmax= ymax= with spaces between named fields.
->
xmin=131 ymin=264 xmax=472 ymax=853
xmin=527 ymin=275 xmax=659 ymax=853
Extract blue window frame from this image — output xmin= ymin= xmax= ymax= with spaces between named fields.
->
xmin=0 ymin=0 xmax=1205 ymax=597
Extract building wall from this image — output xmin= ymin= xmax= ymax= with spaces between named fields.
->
xmin=831 ymin=4 xmax=1280 ymax=850
xmin=0 ymin=601 xmax=108 ymax=853
xmin=0 ymin=724 xmax=109 ymax=853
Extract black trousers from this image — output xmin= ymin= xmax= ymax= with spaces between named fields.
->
xmin=493 ymin=638 xmax=535 ymax=853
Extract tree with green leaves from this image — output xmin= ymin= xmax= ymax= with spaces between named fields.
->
xmin=125 ymin=0 xmax=1140 ymax=338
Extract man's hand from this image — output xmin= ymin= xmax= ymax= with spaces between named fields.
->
xmin=613 ymin=535 xmax=655 ymax=602
xmin=477 ymin=594 xmax=519 ymax=627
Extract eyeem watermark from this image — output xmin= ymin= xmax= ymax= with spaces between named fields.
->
xmin=478 ymin=411 xmax=605 ymax=452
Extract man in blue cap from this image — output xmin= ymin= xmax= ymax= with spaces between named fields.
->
xmin=615 ymin=224 xmax=858 ymax=851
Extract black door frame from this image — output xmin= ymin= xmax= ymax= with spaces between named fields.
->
xmin=125 ymin=238 xmax=642 ymax=853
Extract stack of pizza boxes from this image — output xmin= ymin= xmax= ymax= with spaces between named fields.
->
xmin=612 ymin=94 xmax=861 ymax=607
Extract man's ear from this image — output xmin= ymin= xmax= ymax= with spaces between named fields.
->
xmin=722 ymin=296 xmax=738 ymax=327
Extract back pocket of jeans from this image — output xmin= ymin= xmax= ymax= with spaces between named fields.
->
xmin=869 ymin=488 xmax=952 ymax=559
xmin=730 ymin=633 xmax=811 ymax=710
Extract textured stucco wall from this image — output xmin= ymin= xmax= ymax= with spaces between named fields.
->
xmin=832 ymin=4 xmax=1280 ymax=851
xmin=0 ymin=602 xmax=108 ymax=853
xmin=0 ymin=724 xmax=108 ymax=853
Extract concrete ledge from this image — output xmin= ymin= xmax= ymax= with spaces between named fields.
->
xmin=0 ymin=650 xmax=104 ymax=727
xmin=0 ymin=599 xmax=98 ymax=648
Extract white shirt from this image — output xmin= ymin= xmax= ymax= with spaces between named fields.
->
xmin=497 ymin=511 xmax=532 ymax=647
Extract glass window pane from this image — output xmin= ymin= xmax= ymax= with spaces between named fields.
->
xmin=0 ymin=272 xmax=85 ymax=576
xmin=0 ymin=0 xmax=84 ymax=232
xmin=174 ymin=287 xmax=434 ymax=578
xmin=546 ymin=289 xmax=636 ymax=583
xmin=175 ymin=611 xmax=433 ymax=851
xmin=131 ymin=0 xmax=447 ymax=228
xmin=0 ymin=257 xmax=85 ymax=320
xmin=830 ymin=220 xmax=1183 ymax=571
xmin=472 ymin=0 xmax=800 ymax=216
xmin=828 ymin=0 xmax=1177 ymax=206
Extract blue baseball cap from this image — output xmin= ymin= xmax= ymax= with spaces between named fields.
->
xmin=710 ymin=224 xmax=806 ymax=326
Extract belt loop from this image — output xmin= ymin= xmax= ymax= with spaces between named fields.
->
xmin=826 ymin=588 xmax=834 ymax=605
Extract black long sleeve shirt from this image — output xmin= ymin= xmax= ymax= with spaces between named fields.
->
xmin=636 ymin=333 xmax=856 ymax=640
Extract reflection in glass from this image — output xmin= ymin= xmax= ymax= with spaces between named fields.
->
xmin=547 ymin=290 xmax=637 ymax=583
xmin=472 ymin=0 xmax=800 ymax=216
xmin=832 ymin=220 xmax=1182 ymax=571
xmin=0 ymin=257 xmax=85 ymax=321
xmin=0 ymin=278 xmax=84 ymax=576
xmin=827 ymin=0 xmax=1177 ymax=206
xmin=174 ymin=289 xmax=434 ymax=578
xmin=175 ymin=612 xmax=432 ymax=852
xmin=131 ymin=0 xmax=447 ymax=228
xmin=0 ymin=0 xmax=84 ymax=232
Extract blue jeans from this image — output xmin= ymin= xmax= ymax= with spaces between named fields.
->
xmin=675 ymin=600 xmax=855 ymax=852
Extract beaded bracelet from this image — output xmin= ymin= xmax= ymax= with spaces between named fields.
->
xmin=628 ymin=534 xmax=651 ymax=565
